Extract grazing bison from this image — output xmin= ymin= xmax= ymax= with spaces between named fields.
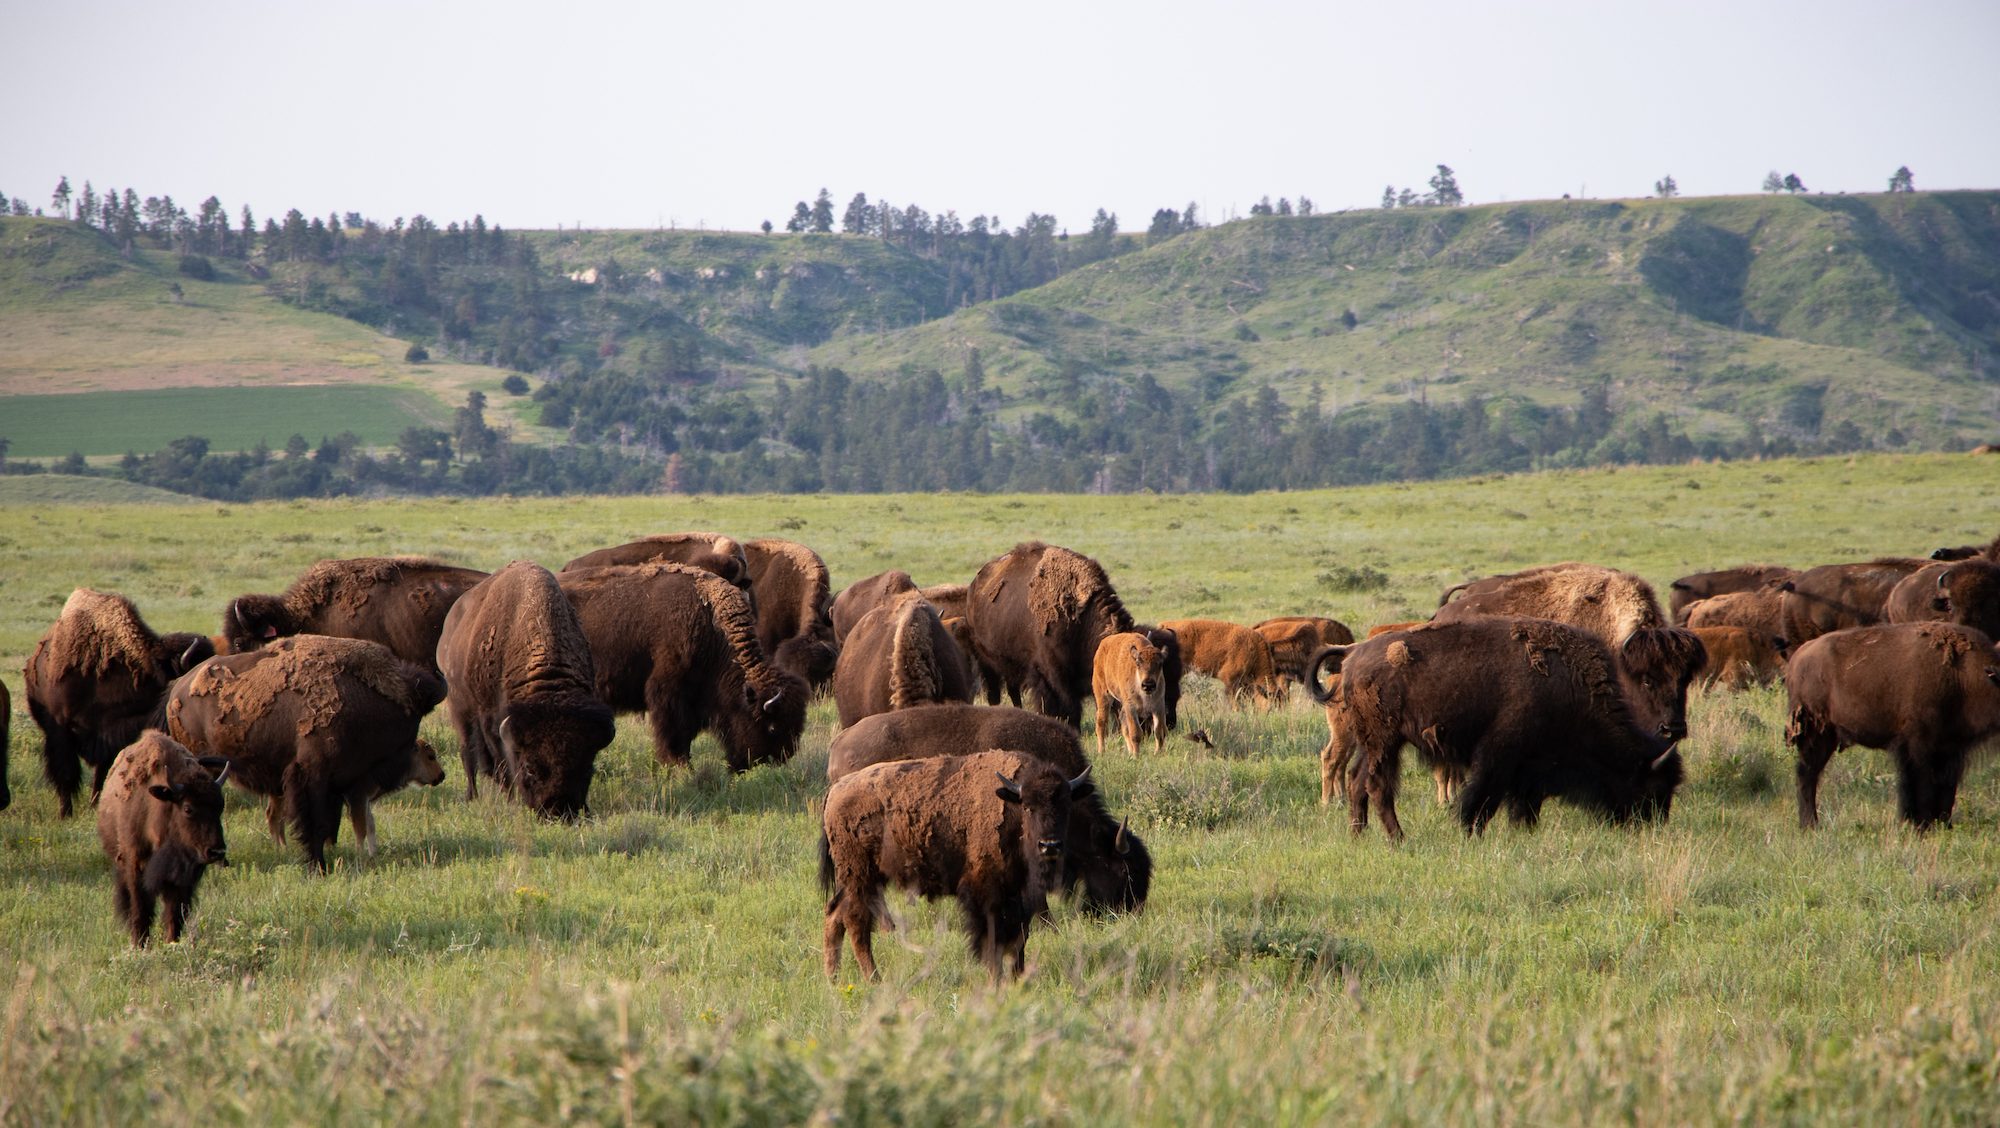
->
xmin=1689 ymin=626 xmax=1788 ymax=690
xmin=1667 ymin=565 xmax=1799 ymax=621
xmin=560 ymin=531 xmax=749 ymax=587
xmin=1159 ymin=619 xmax=1283 ymax=706
xmin=559 ymin=563 xmax=807 ymax=772
xmin=1255 ymin=616 xmax=1356 ymax=688
xmin=820 ymin=750 xmax=1090 ymax=981
xmin=1092 ymin=632 xmax=1168 ymax=757
xmin=1776 ymin=558 xmax=1929 ymax=645
xmin=436 ymin=562 xmax=616 ymax=818
xmin=95 ymin=731 xmax=230 ymax=947
xmin=166 ymin=635 xmax=444 ymax=871
xmin=25 ymin=588 xmax=215 ymax=817
xmin=221 ymin=556 xmax=489 ymax=670
xmin=831 ymin=594 xmax=974 ymax=728
xmin=1785 ymin=622 xmax=2000 ymax=830
xmin=827 ymin=703 xmax=1151 ymax=915
xmin=831 ymin=570 xmax=919 ymax=644
xmin=1884 ymin=560 xmax=2000 ymax=640
xmin=1682 ymin=587 xmax=1789 ymax=645
xmin=1319 ymin=621 xmax=1459 ymax=808
xmin=744 ymin=538 xmax=840 ymax=689
xmin=1310 ymin=618 xmax=1684 ymax=842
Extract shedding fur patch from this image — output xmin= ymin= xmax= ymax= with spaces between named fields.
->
xmin=1026 ymin=544 xmax=1134 ymax=635
xmin=1919 ymin=621 xmax=1979 ymax=664
xmin=284 ymin=556 xmax=450 ymax=619
xmin=1385 ymin=640 xmax=1415 ymax=667
xmin=183 ymin=635 xmax=423 ymax=737
xmin=53 ymin=588 xmax=164 ymax=678
xmin=1507 ymin=619 xmax=1626 ymax=715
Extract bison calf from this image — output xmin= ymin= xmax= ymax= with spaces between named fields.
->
xmin=1785 ymin=622 xmax=2000 ymax=830
xmin=1689 ymin=626 xmax=1788 ymax=690
xmin=96 ymin=731 xmax=230 ymax=946
xmin=1091 ymin=631 xmax=1168 ymax=757
xmin=820 ymin=750 xmax=1089 ymax=981
xmin=1159 ymin=619 xmax=1282 ymax=707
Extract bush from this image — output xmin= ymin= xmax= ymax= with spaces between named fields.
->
xmin=405 ymin=343 xmax=430 ymax=363
xmin=176 ymin=254 xmax=216 ymax=281
xmin=501 ymin=374 xmax=530 ymax=396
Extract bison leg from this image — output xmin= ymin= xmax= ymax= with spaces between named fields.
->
xmin=347 ymin=792 xmax=378 ymax=856
xmin=126 ymin=883 xmax=156 ymax=947
xmin=264 ymin=795 xmax=288 ymax=843
xmin=1504 ymin=791 xmax=1545 ymax=829
xmin=1897 ymin=745 xmax=1966 ymax=830
xmin=1454 ymin=768 xmax=1506 ymax=835
xmin=1789 ymin=721 xmax=1839 ymax=831
xmin=1923 ymin=750 xmax=1969 ymax=829
xmin=1093 ymin=696 xmax=1111 ymax=760
xmin=455 ymin=717 xmax=487 ymax=801
xmin=643 ymin=677 xmax=697 ymax=767
xmin=1319 ymin=710 xmax=1352 ymax=807
xmin=1122 ymin=707 xmax=1145 ymax=758
xmin=283 ymin=761 xmax=337 ymax=873
xmin=33 ymin=703 xmax=83 ymax=819
xmin=161 ymin=889 xmax=191 ymax=943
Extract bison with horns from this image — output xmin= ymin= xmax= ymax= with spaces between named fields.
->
xmin=96 ymin=730 xmax=230 ymax=946
xmin=820 ymin=750 xmax=1092 ymax=981
xmin=559 ymin=562 xmax=807 ymax=772
xmin=743 ymin=538 xmax=841 ymax=690
xmin=1311 ymin=618 xmax=1685 ymax=841
xmin=221 ymin=555 xmax=489 ymax=671
xmin=830 ymin=593 xmax=975 ymax=728
xmin=25 ymin=588 xmax=215 ymax=817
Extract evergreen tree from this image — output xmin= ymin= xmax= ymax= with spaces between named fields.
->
xmin=1381 ymin=185 xmax=1396 ymax=209
xmin=786 ymin=202 xmax=810 ymax=232
xmin=1654 ymin=175 xmax=1678 ymax=198
xmin=841 ymin=192 xmax=872 ymax=234
xmin=1427 ymin=165 xmax=1463 ymax=206
xmin=51 ymin=176 xmax=72 ymax=219
xmin=810 ymin=188 xmax=835 ymax=233
xmin=1888 ymin=165 xmax=1914 ymax=192
xmin=76 ymin=181 xmax=98 ymax=227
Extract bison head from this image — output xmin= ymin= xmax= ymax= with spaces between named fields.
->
xmin=773 ymin=633 xmax=839 ymax=692
xmin=149 ymin=757 xmax=231 ymax=868
xmin=720 ymin=670 xmax=809 ymax=773
xmin=158 ymin=632 xmax=216 ymax=676
xmin=997 ymin=764 xmax=1091 ymax=898
xmin=498 ymin=700 xmax=617 ymax=821
xmin=1618 ymin=627 xmax=1706 ymax=745
xmin=404 ymin=738 xmax=447 ymax=789
xmin=220 ymin=595 xmax=296 ymax=654
xmin=1070 ymin=807 xmax=1152 ymax=915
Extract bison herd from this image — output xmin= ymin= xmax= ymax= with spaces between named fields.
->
xmin=10 ymin=527 xmax=2000 ymax=977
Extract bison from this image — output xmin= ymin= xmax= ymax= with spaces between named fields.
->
xmin=1 ymin=680 xmax=10 ymax=813
xmin=827 ymin=703 xmax=1151 ymax=916
xmin=559 ymin=563 xmax=807 ymax=772
xmin=1092 ymin=632 xmax=1169 ymax=758
xmin=1310 ymin=618 xmax=1684 ymax=842
xmin=1254 ymin=616 xmax=1355 ymax=688
xmin=95 ymin=730 xmax=229 ymax=946
xmin=221 ymin=556 xmax=489 ymax=671
xmin=1776 ymin=558 xmax=1929 ymax=645
xmin=1784 ymin=622 xmax=2000 ymax=830
xmin=1667 ymin=565 xmax=1799 ymax=621
xmin=437 ymin=562 xmax=617 ymax=818
xmin=25 ymin=588 xmax=215 ymax=817
xmin=1884 ymin=559 xmax=2000 ymax=640
xmin=830 ymin=594 xmax=974 ymax=728
xmin=1689 ymin=625 xmax=1788 ymax=690
xmin=560 ymin=531 xmax=749 ymax=587
xmin=1159 ymin=619 xmax=1283 ymax=706
xmin=166 ymin=634 xmax=444 ymax=871
xmin=743 ymin=538 xmax=840 ymax=690
xmin=920 ymin=583 xmax=971 ymax=622
xmin=831 ymin=570 xmax=919 ymax=644
xmin=1319 ymin=621 xmax=1460 ymax=808
xmin=1929 ymin=532 xmax=2000 ymax=563
xmin=820 ymin=750 xmax=1090 ymax=981
xmin=1682 ymin=587 xmax=1789 ymax=645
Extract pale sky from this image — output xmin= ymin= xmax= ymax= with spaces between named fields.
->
xmin=5 ymin=0 xmax=1996 ymax=235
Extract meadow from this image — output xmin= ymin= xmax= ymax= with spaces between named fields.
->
xmin=0 ymin=386 xmax=443 ymax=459
xmin=1 ymin=454 xmax=1998 ymax=1124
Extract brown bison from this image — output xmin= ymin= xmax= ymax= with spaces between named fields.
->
xmin=221 ymin=556 xmax=489 ymax=670
xmin=1159 ymin=619 xmax=1283 ymax=706
xmin=826 ymin=703 xmax=1151 ymax=916
xmin=1092 ymin=632 xmax=1168 ymax=757
xmin=1255 ymin=616 xmax=1356 ymax=688
xmin=1689 ymin=626 xmax=1788 ymax=690
xmin=560 ymin=531 xmax=750 ymax=587
xmin=744 ymin=538 xmax=840 ymax=689
xmin=1776 ymin=558 xmax=1929 ymax=644
xmin=95 ymin=730 xmax=230 ymax=946
xmin=831 ymin=594 xmax=974 ymax=728
xmin=1 ymin=680 xmax=11 ymax=813
xmin=166 ymin=635 xmax=444 ymax=871
xmin=1930 ymin=531 xmax=2000 ymax=562
xmin=437 ymin=562 xmax=616 ymax=818
xmin=1310 ymin=618 xmax=1684 ymax=842
xmin=831 ymin=570 xmax=918 ymax=644
xmin=559 ymin=563 xmax=807 ymax=772
xmin=25 ymin=588 xmax=216 ymax=817
xmin=820 ymin=750 xmax=1090 ymax=981
xmin=1884 ymin=560 xmax=2000 ymax=640
xmin=920 ymin=583 xmax=971 ymax=622
xmin=1428 ymin=563 xmax=1707 ymax=744
xmin=1681 ymin=588 xmax=1789 ymax=644
xmin=1667 ymin=565 xmax=1799 ymax=621
xmin=1319 ymin=621 xmax=1461 ymax=808
xmin=1786 ymin=622 xmax=2000 ymax=829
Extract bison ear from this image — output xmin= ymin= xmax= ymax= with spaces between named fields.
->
xmin=148 ymin=784 xmax=182 ymax=803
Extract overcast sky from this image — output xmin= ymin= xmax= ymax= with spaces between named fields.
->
xmin=6 ymin=0 xmax=1996 ymax=234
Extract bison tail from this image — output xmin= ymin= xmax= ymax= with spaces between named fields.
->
xmin=1306 ymin=645 xmax=1351 ymax=703
xmin=817 ymin=832 xmax=835 ymax=895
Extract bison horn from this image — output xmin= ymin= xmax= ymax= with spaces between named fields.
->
xmin=1114 ymin=817 xmax=1130 ymax=854
xmin=995 ymin=771 xmax=1022 ymax=797
xmin=181 ymin=638 xmax=203 ymax=667
xmin=764 ymin=691 xmax=783 ymax=711
xmin=1067 ymin=767 xmax=1091 ymax=794
xmin=1650 ymin=748 xmax=1677 ymax=771
xmin=1938 ymin=571 xmax=1952 ymax=590
xmin=212 ymin=760 xmax=231 ymax=786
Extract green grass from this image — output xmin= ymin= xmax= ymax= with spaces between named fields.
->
xmin=0 ymin=473 xmax=196 ymax=505
xmin=2 ymin=453 xmax=2000 ymax=1122
xmin=0 ymin=385 xmax=444 ymax=457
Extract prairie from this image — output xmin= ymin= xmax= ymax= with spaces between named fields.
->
xmin=1 ymin=454 xmax=1998 ymax=1123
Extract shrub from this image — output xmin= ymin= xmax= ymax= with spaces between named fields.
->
xmin=176 ymin=254 xmax=216 ymax=281
xmin=501 ymin=374 xmax=530 ymax=396
xmin=405 ymin=343 xmax=430 ymax=363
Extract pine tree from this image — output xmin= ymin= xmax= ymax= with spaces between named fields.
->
xmin=51 ymin=175 xmax=72 ymax=219
xmin=1888 ymin=165 xmax=1914 ymax=192
xmin=1654 ymin=175 xmax=1678 ymax=198
xmin=1381 ymin=185 xmax=1396 ymax=209
xmin=1427 ymin=165 xmax=1463 ymax=206
xmin=785 ymin=202 xmax=810 ymax=232
xmin=810 ymin=189 xmax=835 ymax=233
xmin=841 ymin=192 xmax=872 ymax=234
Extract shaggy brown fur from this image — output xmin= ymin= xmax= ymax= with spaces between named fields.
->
xmin=966 ymin=542 xmax=1154 ymax=727
xmin=1884 ymin=560 xmax=2000 ymax=641
xmin=1667 ymin=565 xmax=1799 ymax=621
xmin=831 ymin=570 xmax=919 ymax=644
xmin=25 ymin=588 xmax=214 ymax=817
xmin=1310 ymin=618 xmax=1683 ymax=842
xmin=1785 ymin=622 xmax=2000 ymax=829
xmin=437 ymin=562 xmax=615 ymax=819
xmin=1314 ymin=622 xmax=1464 ymax=808
xmin=1777 ymin=558 xmax=1930 ymax=645
xmin=95 ymin=731 xmax=229 ymax=946
xmin=825 ymin=703 xmax=1152 ymax=915
xmin=831 ymin=594 xmax=974 ymax=728
xmin=820 ymin=750 xmax=1087 ymax=980
xmin=166 ymin=635 xmax=444 ymax=871
xmin=221 ymin=556 xmax=489 ymax=670
xmin=1689 ymin=626 xmax=1787 ymax=690
xmin=559 ymin=563 xmax=807 ymax=772
xmin=744 ymin=538 xmax=839 ymax=689
xmin=1091 ymin=632 xmax=1167 ymax=757
xmin=920 ymin=583 xmax=970 ymax=621
xmin=1254 ymin=616 xmax=1356 ymax=686
xmin=560 ymin=532 xmax=749 ymax=587
xmin=1159 ymin=619 xmax=1282 ymax=706
xmin=1682 ymin=588 xmax=1789 ymax=644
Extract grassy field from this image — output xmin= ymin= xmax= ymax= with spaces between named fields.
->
xmin=0 ymin=386 xmax=444 ymax=458
xmin=3 ymin=453 xmax=1999 ymax=1123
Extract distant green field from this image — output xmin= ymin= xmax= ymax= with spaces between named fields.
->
xmin=0 ymin=385 xmax=442 ymax=457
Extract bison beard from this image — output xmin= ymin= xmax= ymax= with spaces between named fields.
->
xmin=1311 ymin=619 xmax=1683 ymax=842
xmin=819 ymin=751 xmax=1089 ymax=981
